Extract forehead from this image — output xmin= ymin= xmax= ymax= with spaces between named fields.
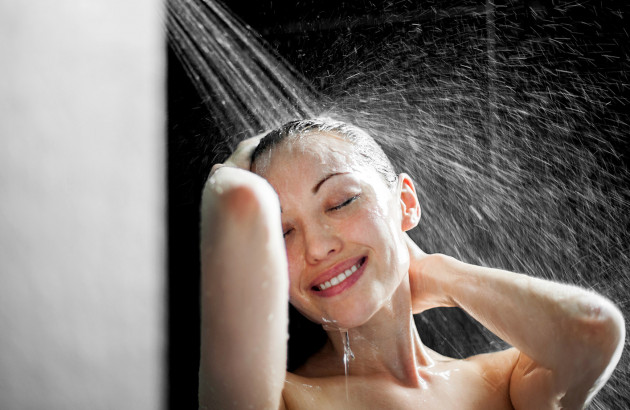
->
xmin=254 ymin=131 xmax=362 ymax=177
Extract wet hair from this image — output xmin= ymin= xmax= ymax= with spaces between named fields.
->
xmin=250 ymin=117 xmax=398 ymax=187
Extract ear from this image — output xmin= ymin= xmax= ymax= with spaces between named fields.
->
xmin=397 ymin=173 xmax=421 ymax=231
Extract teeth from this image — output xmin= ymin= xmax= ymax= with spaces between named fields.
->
xmin=316 ymin=260 xmax=363 ymax=290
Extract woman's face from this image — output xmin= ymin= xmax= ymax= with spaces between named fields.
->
xmin=254 ymin=132 xmax=417 ymax=329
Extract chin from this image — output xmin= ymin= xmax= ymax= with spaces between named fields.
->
xmin=291 ymin=271 xmax=398 ymax=330
xmin=304 ymin=300 xmax=380 ymax=330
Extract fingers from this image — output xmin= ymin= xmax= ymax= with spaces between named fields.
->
xmin=237 ymin=133 xmax=265 ymax=149
xmin=210 ymin=132 xmax=268 ymax=178
xmin=209 ymin=163 xmax=226 ymax=178
xmin=233 ymin=134 xmax=265 ymax=158
xmin=228 ymin=134 xmax=266 ymax=169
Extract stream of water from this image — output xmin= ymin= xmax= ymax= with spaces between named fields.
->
xmin=340 ymin=329 xmax=355 ymax=400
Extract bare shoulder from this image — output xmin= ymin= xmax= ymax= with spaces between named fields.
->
xmin=466 ymin=348 xmax=585 ymax=409
xmin=464 ymin=347 xmax=520 ymax=375
xmin=282 ymin=371 xmax=335 ymax=410
xmin=462 ymin=346 xmax=608 ymax=409
xmin=426 ymin=347 xmax=517 ymax=408
xmin=462 ymin=348 xmax=520 ymax=391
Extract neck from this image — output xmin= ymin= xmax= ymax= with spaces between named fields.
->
xmin=323 ymin=278 xmax=433 ymax=386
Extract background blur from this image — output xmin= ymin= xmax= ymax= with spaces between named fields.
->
xmin=0 ymin=0 xmax=164 ymax=409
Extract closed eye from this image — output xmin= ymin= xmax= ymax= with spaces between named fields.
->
xmin=328 ymin=195 xmax=360 ymax=212
xmin=283 ymin=228 xmax=293 ymax=238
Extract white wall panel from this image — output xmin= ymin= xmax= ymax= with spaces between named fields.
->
xmin=0 ymin=1 xmax=165 ymax=409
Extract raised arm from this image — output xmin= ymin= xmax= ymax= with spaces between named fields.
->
xmin=198 ymin=138 xmax=288 ymax=409
xmin=406 ymin=236 xmax=625 ymax=409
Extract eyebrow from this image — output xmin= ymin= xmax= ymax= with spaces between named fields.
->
xmin=280 ymin=172 xmax=350 ymax=213
xmin=312 ymin=172 xmax=349 ymax=194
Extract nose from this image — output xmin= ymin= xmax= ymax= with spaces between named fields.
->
xmin=302 ymin=222 xmax=342 ymax=265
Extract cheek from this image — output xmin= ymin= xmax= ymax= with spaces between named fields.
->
xmin=365 ymin=200 xmax=409 ymax=276
xmin=283 ymin=199 xmax=401 ymax=287
xmin=285 ymin=248 xmax=303 ymax=291
xmin=338 ymin=211 xmax=370 ymax=240
xmin=285 ymin=240 xmax=314 ymax=306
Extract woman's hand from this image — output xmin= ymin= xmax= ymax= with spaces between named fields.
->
xmin=204 ymin=132 xmax=274 ymax=208
xmin=210 ymin=133 xmax=265 ymax=176
xmin=405 ymin=234 xmax=455 ymax=314
xmin=199 ymin=130 xmax=288 ymax=409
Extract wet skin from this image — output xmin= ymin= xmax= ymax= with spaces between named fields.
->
xmin=199 ymin=131 xmax=624 ymax=410
xmin=283 ymin=348 xmax=518 ymax=410
xmin=256 ymin=134 xmax=516 ymax=409
xmin=254 ymin=134 xmax=412 ymax=330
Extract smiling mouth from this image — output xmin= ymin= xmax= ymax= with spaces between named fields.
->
xmin=311 ymin=257 xmax=366 ymax=292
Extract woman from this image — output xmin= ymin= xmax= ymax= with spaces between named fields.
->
xmin=199 ymin=118 xmax=624 ymax=409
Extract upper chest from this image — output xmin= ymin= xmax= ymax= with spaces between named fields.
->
xmin=284 ymin=361 xmax=513 ymax=410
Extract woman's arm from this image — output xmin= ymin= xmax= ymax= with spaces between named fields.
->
xmin=406 ymin=236 xmax=625 ymax=408
xmin=198 ymin=140 xmax=288 ymax=409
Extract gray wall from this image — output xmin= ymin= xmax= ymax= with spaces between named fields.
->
xmin=0 ymin=1 xmax=165 ymax=409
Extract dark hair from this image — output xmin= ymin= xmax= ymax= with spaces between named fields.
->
xmin=251 ymin=117 xmax=398 ymax=187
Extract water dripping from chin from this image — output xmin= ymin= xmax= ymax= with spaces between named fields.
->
xmin=340 ymin=328 xmax=355 ymax=401
xmin=320 ymin=317 xmax=356 ymax=400
xmin=320 ymin=316 xmax=340 ymax=332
